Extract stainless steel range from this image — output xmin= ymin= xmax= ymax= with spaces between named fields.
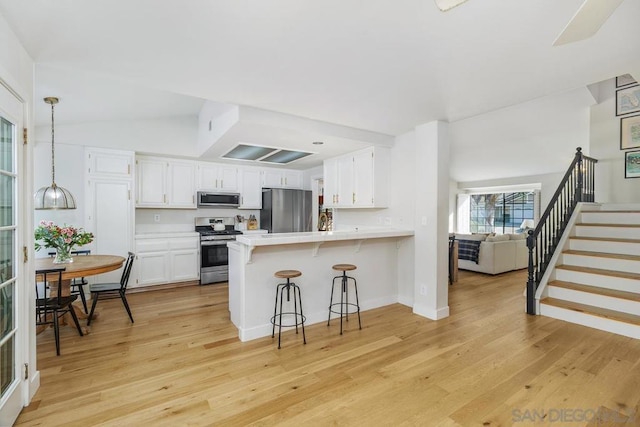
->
xmin=195 ymin=217 xmax=242 ymax=285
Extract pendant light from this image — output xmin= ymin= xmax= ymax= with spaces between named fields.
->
xmin=34 ymin=97 xmax=77 ymax=210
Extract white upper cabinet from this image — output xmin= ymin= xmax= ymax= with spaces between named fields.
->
xmin=86 ymin=147 xmax=134 ymax=178
xmin=322 ymin=147 xmax=389 ymax=208
xmin=323 ymin=158 xmax=339 ymax=208
xmin=238 ymin=168 xmax=262 ymax=209
xmin=136 ymin=157 xmax=167 ymax=207
xmin=337 ymin=155 xmax=354 ymax=207
xmin=168 ymin=160 xmax=197 ymax=208
xmin=197 ymin=162 xmax=238 ymax=192
xmin=352 ymin=149 xmax=376 ymax=207
xmin=284 ymin=170 xmax=303 ymax=189
xmin=262 ymin=168 xmax=303 ymax=189
xmin=136 ymin=156 xmax=197 ymax=208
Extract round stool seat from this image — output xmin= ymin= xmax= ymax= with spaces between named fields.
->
xmin=332 ymin=264 xmax=357 ymax=272
xmin=275 ymin=269 xmax=302 ymax=279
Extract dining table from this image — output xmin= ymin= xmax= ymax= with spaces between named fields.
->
xmin=35 ymin=254 xmax=125 ymax=334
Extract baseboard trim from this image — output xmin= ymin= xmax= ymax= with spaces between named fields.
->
xmin=413 ymin=303 xmax=450 ymax=320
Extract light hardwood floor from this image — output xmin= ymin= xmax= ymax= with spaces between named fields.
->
xmin=18 ymin=270 xmax=640 ymax=426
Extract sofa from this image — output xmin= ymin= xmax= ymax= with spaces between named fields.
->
xmin=455 ymin=233 xmax=528 ymax=275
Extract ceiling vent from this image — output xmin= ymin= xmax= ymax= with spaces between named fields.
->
xmin=222 ymin=144 xmax=313 ymax=165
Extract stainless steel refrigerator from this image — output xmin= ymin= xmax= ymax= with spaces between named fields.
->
xmin=260 ymin=188 xmax=313 ymax=233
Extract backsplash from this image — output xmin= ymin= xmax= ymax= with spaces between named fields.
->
xmin=135 ymin=207 xmax=260 ymax=231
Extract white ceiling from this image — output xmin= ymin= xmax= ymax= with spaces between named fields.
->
xmin=1 ymin=0 xmax=640 ymax=170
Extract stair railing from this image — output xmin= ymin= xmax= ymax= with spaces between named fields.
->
xmin=526 ymin=147 xmax=597 ymax=314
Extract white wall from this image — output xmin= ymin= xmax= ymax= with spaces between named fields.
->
xmin=0 ymin=13 xmax=32 ymax=96
xmin=449 ymin=77 xmax=640 ymax=226
xmin=449 ymin=87 xmax=594 ymax=183
xmin=197 ymin=102 xmax=238 ymax=156
xmin=34 ymin=116 xmax=199 ymax=158
xmin=33 ymin=142 xmax=86 ymax=255
xmin=590 ymin=79 xmax=640 ymax=203
xmin=303 ymin=165 xmax=322 ymax=192
xmin=447 ymin=87 xmax=595 ymax=229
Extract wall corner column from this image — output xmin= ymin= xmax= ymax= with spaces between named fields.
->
xmin=412 ymin=120 xmax=450 ymax=320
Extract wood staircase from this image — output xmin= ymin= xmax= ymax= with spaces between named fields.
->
xmin=539 ymin=206 xmax=640 ymax=339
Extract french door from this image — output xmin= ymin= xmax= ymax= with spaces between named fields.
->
xmin=0 ymin=83 xmax=25 ymax=426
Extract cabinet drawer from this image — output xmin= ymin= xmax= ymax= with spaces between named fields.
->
xmin=136 ymin=239 xmax=170 ymax=252
xmin=168 ymin=237 xmax=199 ymax=251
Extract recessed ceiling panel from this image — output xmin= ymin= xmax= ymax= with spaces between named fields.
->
xmin=259 ymin=150 xmax=313 ymax=164
xmin=221 ymin=143 xmax=314 ymax=165
xmin=222 ymin=144 xmax=277 ymax=161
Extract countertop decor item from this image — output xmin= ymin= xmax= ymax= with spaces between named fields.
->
xmin=34 ymin=97 xmax=77 ymax=209
xmin=34 ymin=220 xmax=94 ymax=263
xmin=247 ymin=215 xmax=258 ymax=230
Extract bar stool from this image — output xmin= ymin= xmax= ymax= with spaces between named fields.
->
xmin=327 ymin=263 xmax=362 ymax=335
xmin=271 ymin=270 xmax=306 ymax=349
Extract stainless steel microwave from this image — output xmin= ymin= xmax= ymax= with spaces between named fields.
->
xmin=197 ymin=192 xmax=240 ymax=208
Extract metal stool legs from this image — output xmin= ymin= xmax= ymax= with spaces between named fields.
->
xmin=327 ymin=271 xmax=362 ymax=335
xmin=271 ymin=278 xmax=306 ymax=349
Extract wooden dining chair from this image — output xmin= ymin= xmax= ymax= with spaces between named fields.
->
xmin=35 ymin=267 xmax=84 ymax=355
xmin=87 ymin=252 xmax=135 ymax=326
xmin=48 ymin=249 xmax=91 ymax=313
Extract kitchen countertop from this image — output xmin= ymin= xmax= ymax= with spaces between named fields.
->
xmin=234 ymin=228 xmax=414 ymax=247
xmin=135 ymin=231 xmax=199 ymax=239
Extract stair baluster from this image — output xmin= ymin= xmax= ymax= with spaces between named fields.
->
xmin=526 ymin=147 xmax=598 ymax=314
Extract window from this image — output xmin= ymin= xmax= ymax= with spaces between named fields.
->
xmin=470 ymin=192 xmax=534 ymax=234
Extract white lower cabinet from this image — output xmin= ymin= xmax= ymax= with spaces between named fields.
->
xmin=134 ymin=235 xmax=199 ymax=287
xmin=170 ymin=250 xmax=200 ymax=282
xmin=136 ymin=252 xmax=170 ymax=286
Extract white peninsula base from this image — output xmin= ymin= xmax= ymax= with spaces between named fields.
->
xmin=228 ymin=229 xmax=414 ymax=342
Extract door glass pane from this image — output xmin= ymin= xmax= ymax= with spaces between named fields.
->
xmin=0 ymin=231 xmax=13 ymax=282
xmin=0 ymin=283 xmax=13 ymax=338
xmin=0 ymin=112 xmax=16 ymax=404
xmin=0 ymin=173 xmax=13 ymax=227
xmin=0 ymin=335 xmax=14 ymax=395
xmin=0 ymin=117 xmax=13 ymax=173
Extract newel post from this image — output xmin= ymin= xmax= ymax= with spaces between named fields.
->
xmin=576 ymin=147 xmax=583 ymax=203
xmin=526 ymin=229 xmax=536 ymax=315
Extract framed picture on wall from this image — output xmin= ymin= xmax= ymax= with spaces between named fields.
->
xmin=620 ymin=113 xmax=640 ymax=150
xmin=616 ymin=74 xmax=637 ymax=88
xmin=616 ymin=84 xmax=640 ymax=116
xmin=625 ymin=150 xmax=640 ymax=179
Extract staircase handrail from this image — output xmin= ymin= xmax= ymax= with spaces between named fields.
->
xmin=526 ymin=147 xmax=597 ymax=314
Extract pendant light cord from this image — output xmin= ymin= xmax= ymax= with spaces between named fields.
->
xmin=50 ymin=100 xmax=56 ymax=185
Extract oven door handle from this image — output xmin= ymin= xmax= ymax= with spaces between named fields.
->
xmin=201 ymin=240 xmax=232 ymax=246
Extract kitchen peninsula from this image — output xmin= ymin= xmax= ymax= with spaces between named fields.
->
xmin=227 ymin=228 xmax=414 ymax=342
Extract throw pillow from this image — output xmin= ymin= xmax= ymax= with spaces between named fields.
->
xmin=486 ymin=234 xmax=510 ymax=242
xmin=458 ymin=239 xmax=482 ymax=264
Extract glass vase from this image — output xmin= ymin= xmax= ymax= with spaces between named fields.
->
xmin=53 ymin=246 xmax=73 ymax=264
